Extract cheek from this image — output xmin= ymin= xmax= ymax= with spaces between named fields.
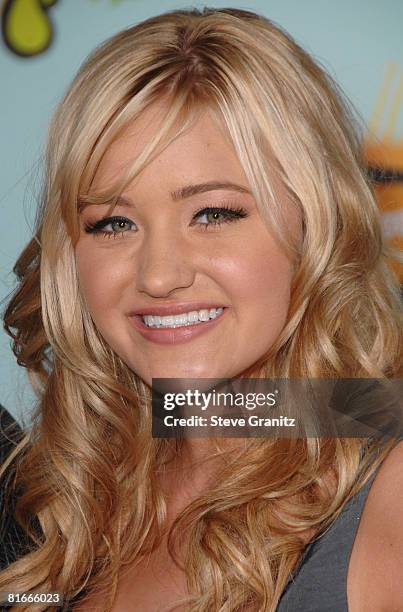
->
xmin=75 ymin=243 xmax=126 ymax=317
xmin=222 ymin=242 xmax=293 ymax=316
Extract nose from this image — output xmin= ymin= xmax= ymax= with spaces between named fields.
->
xmin=135 ymin=228 xmax=195 ymax=298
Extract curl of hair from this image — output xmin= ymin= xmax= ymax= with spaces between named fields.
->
xmin=1 ymin=7 xmax=402 ymax=611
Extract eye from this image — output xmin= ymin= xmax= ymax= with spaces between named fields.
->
xmin=83 ymin=205 xmax=249 ymax=239
xmin=84 ymin=216 xmax=136 ymax=239
xmin=191 ymin=205 xmax=248 ymax=230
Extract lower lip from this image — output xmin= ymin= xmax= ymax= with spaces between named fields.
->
xmin=128 ymin=308 xmax=228 ymax=345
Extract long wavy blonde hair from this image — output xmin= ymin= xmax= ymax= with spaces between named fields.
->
xmin=1 ymin=7 xmax=402 ymax=611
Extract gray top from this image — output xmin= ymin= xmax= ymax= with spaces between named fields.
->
xmin=277 ymin=450 xmax=394 ymax=611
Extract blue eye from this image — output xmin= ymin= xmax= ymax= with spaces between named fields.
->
xmin=83 ymin=205 xmax=248 ymax=238
xmin=84 ymin=216 xmax=136 ymax=239
xmin=192 ymin=205 xmax=248 ymax=229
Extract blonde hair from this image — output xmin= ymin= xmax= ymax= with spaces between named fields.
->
xmin=1 ymin=7 xmax=402 ymax=611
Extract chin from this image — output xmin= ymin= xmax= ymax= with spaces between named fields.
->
xmin=144 ymin=363 xmax=226 ymax=384
xmin=154 ymin=366 xmax=211 ymax=380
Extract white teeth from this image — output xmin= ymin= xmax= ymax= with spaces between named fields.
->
xmin=199 ymin=309 xmax=210 ymax=322
xmin=188 ymin=311 xmax=199 ymax=323
xmin=142 ymin=307 xmax=224 ymax=328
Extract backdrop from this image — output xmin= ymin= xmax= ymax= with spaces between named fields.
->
xmin=1 ymin=0 xmax=402 ymax=424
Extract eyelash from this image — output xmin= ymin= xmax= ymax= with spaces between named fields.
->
xmin=83 ymin=205 xmax=249 ymax=239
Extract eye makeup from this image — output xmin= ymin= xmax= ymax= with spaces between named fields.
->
xmin=84 ymin=204 xmax=249 ymax=239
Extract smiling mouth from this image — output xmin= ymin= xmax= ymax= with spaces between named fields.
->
xmin=141 ymin=307 xmax=225 ymax=329
xmin=128 ymin=306 xmax=228 ymax=344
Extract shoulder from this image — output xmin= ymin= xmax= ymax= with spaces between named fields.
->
xmin=348 ymin=439 xmax=403 ymax=612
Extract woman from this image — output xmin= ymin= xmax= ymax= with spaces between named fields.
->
xmin=0 ymin=7 xmax=402 ymax=611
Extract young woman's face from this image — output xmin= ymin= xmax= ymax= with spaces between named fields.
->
xmin=75 ymin=102 xmax=299 ymax=386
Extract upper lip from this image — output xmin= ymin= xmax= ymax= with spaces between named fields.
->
xmin=129 ymin=302 xmax=227 ymax=317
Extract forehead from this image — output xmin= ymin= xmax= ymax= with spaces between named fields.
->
xmin=91 ymin=101 xmax=251 ymax=193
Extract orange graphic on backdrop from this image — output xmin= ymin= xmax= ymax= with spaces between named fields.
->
xmin=365 ymin=62 xmax=403 ymax=282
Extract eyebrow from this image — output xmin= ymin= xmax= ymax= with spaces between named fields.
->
xmin=170 ymin=181 xmax=251 ymax=201
xmin=78 ymin=181 xmax=252 ymax=211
